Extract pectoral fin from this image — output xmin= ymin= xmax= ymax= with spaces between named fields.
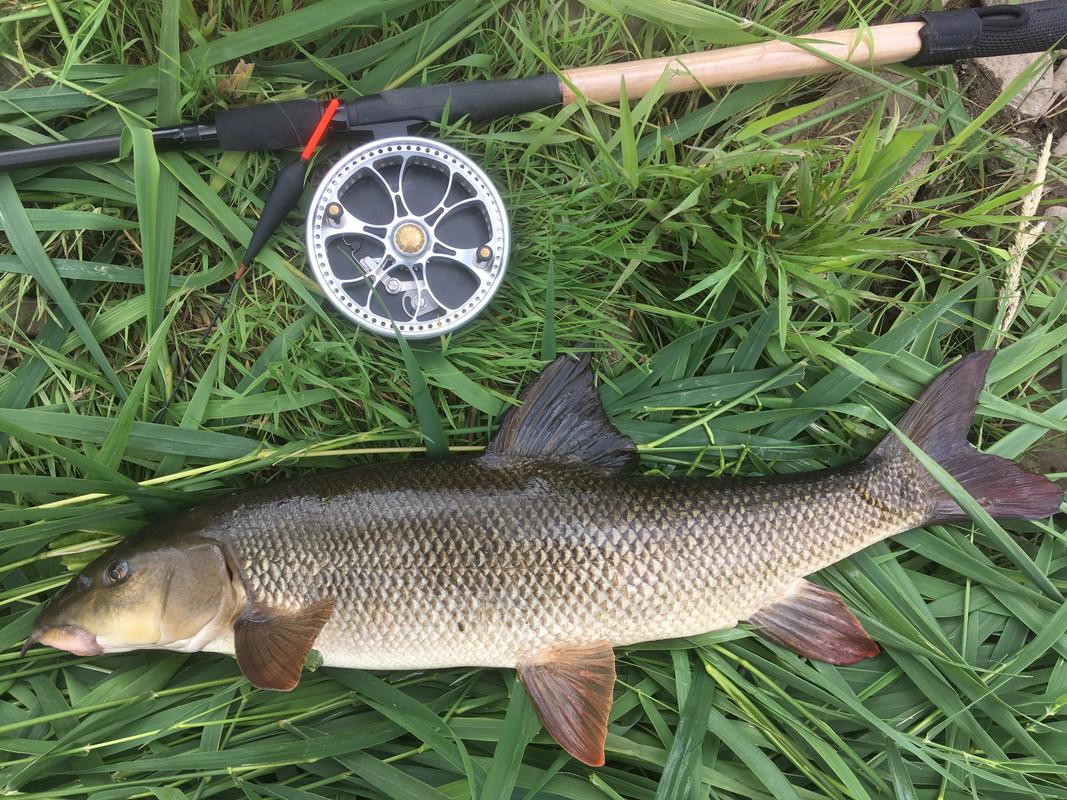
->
xmin=746 ymin=579 xmax=878 ymax=665
xmin=517 ymin=640 xmax=616 ymax=766
xmin=233 ymin=598 xmax=336 ymax=691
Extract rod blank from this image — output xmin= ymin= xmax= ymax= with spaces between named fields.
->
xmin=0 ymin=124 xmax=217 ymax=172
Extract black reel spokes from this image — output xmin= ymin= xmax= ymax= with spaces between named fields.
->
xmin=306 ymin=137 xmax=509 ymax=338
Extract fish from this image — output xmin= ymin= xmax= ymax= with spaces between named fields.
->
xmin=23 ymin=350 xmax=1063 ymax=766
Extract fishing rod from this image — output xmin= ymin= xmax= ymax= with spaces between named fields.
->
xmin=2 ymin=2 xmax=1064 ymax=174
xmin=3 ymin=1 xmax=1065 ymax=355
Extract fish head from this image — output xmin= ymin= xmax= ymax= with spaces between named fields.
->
xmin=25 ymin=519 xmax=239 ymax=658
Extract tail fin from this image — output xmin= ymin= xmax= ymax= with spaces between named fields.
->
xmin=872 ymin=351 xmax=1062 ymax=522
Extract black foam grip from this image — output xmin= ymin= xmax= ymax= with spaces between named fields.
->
xmin=215 ymin=99 xmax=327 ymax=151
xmin=905 ymin=0 xmax=1067 ymax=67
xmin=347 ymin=74 xmax=563 ymax=130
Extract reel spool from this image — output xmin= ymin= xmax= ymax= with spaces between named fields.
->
xmin=306 ymin=136 xmax=509 ymax=338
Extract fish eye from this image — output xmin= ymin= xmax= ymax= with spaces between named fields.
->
xmin=104 ymin=560 xmax=129 ymax=585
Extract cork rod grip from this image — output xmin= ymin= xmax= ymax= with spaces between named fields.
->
xmin=558 ymin=22 xmax=926 ymax=105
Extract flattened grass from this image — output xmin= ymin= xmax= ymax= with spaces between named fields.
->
xmin=2 ymin=1 xmax=1066 ymax=798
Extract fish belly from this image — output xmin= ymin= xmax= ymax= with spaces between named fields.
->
xmin=215 ymin=455 xmax=929 ymax=670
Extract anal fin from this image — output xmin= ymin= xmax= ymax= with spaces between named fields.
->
xmin=517 ymin=640 xmax=616 ymax=766
xmin=746 ymin=579 xmax=878 ymax=665
xmin=234 ymin=598 xmax=336 ymax=691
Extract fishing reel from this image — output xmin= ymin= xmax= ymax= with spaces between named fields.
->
xmin=306 ymin=136 xmax=509 ymax=339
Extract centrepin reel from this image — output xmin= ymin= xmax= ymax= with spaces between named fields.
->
xmin=306 ymin=136 xmax=509 ymax=338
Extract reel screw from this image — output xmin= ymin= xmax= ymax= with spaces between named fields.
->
xmin=386 ymin=278 xmax=402 ymax=293
xmin=325 ymin=202 xmax=344 ymax=226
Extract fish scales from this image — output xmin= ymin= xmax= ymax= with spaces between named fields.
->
xmin=22 ymin=354 xmax=1058 ymax=768
xmin=26 ymin=351 xmax=1062 ymax=765
xmin=199 ymin=452 xmax=928 ymax=671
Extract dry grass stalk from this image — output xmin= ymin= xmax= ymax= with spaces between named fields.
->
xmin=999 ymin=133 xmax=1052 ymax=338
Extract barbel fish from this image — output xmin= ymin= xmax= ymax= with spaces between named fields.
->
xmin=23 ymin=350 xmax=1062 ymax=765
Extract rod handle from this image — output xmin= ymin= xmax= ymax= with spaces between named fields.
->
xmin=906 ymin=0 xmax=1067 ymax=66
xmin=212 ymin=76 xmax=565 ymax=148
xmin=213 ymin=99 xmax=327 ymax=150
xmin=344 ymin=75 xmax=562 ymax=130
xmin=559 ymin=23 xmax=925 ymax=105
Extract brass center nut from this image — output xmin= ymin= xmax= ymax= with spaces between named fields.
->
xmin=395 ymin=223 xmax=427 ymax=254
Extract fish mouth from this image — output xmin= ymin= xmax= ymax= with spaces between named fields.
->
xmin=21 ymin=625 xmax=103 ymax=657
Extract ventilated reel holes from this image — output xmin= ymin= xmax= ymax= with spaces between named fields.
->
xmin=306 ymin=136 xmax=509 ymax=339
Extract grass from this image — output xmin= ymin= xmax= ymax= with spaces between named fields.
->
xmin=2 ymin=0 xmax=1066 ymax=798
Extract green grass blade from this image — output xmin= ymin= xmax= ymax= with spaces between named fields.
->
xmin=480 ymin=675 xmax=542 ymax=800
xmin=655 ymin=657 xmax=714 ymax=800
xmin=332 ymin=670 xmax=473 ymax=778
xmin=0 ymin=175 xmax=126 ymax=399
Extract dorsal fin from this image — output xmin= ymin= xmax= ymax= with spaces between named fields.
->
xmin=482 ymin=353 xmax=638 ymax=474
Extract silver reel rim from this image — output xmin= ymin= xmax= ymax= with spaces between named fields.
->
xmin=305 ymin=136 xmax=509 ymax=339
